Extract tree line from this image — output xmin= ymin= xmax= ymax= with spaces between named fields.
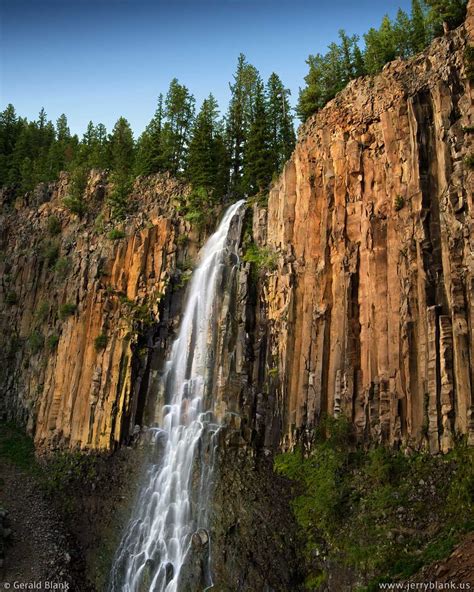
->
xmin=0 ymin=55 xmax=295 ymax=219
xmin=297 ymin=0 xmax=468 ymax=121
xmin=0 ymin=0 xmax=468 ymax=217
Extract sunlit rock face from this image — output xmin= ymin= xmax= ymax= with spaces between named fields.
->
xmin=0 ymin=172 xmax=199 ymax=450
xmin=256 ymin=12 xmax=474 ymax=453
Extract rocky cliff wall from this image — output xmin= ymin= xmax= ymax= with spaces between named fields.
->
xmin=1 ymin=8 xmax=473 ymax=460
xmin=0 ymin=173 xmax=198 ymax=450
xmin=254 ymin=9 xmax=474 ymax=453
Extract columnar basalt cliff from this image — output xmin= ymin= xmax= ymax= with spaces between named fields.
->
xmin=255 ymin=6 xmax=474 ymax=453
xmin=0 ymin=173 xmax=198 ymax=450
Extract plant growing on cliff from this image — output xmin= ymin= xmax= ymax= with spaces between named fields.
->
xmin=464 ymin=153 xmax=474 ymax=169
xmin=46 ymin=334 xmax=60 ymax=350
xmin=46 ymin=215 xmax=61 ymax=236
xmin=5 ymin=291 xmax=18 ymax=305
xmin=464 ymin=46 xmax=474 ymax=81
xmin=58 ymin=302 xmax=76 ymax=320
xmin=27 ymin=330 xmax=44 ymax=354
xmin=243 ymin=243 xmax=277 ymax=272
xmin=94 ymin=333 xmax=107 ymax=351
xmin=394 ymin=195 xmax=405 ymax=211
xmin=41 ymin=240 xmax=60 ymax=268
xmin=53 ymin=256 xmax=70 ymax=280
xmin=34 ymin=301 xmax=50 ymax=323
xmin=276 ymin=419 xmax=474 ymax=589
xmin=107 ymin=228 xmax=126 ymax=240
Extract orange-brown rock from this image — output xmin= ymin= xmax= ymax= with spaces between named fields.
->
xmin=0 ymin=172 xmax=196 ymax=450
xmin=260 ymin=16 xmax=474 ymax=452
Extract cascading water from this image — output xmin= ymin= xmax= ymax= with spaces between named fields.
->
xmin=109 ymin=200 xmax=246 ymax=592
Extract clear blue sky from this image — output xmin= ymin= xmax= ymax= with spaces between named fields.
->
xmin=0 ymin=0 xmax=412 ymax=136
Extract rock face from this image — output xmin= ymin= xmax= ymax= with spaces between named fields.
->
xmin=0 ymin=172 xmax=197 ymax=450
xmin=254 ymin=11 xmax=474 ymax=453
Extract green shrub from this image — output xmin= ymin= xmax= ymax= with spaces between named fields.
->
xmin=28 ymin=330 xmax=44 ymax=354
xmin=5 ymin=291 xmax=18 ymax=305
xmin=58 ymin=302 xmax=76 ymax=320
xmin=107 ymin=228 xmax=126 ymax=240
xmin=462 ymin=126 xmax=474 ymax=133
xmin=464 ymin=46 xmax=474 ymax=81
xmin=176 ymin=234 xmax=189 ymax=246
xmin=394 ymin=196 xmax=405 ymax=211
xmin=46 ymin=334 xmax=60 ymax=350
xmin=275 ymin=417 xmax=474 ymax=588
xmin=242 ymin=243 xmax=277 ymax=272
xmin=34 ymin=301 xmax=49 ymax=323
xmin=0 ymin=422 xmax=38 ymax=472
xmin=63 ymin=196 xmax=86 ymax=216
xmin=41 ymin=240 xmax=60 ymax=268
xmin=53 ymin=256 xmax=70 ymax=279
xmin=42 ymin=450 xmax=98 ymax=497
xmin=94 ymin=213 xmax=105 ymax=233
xmin=94 ymin=333 xmax=107 ymax=351
xmin=46 ymin=215 xmax=61 ymax=236
xmin=464 ymin=153 xmax=474 ymax=170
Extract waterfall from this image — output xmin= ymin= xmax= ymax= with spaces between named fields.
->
xmin=109 ymin=200 xmax=246 ymax=592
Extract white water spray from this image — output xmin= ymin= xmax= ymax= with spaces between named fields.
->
xmin=109 ymin=200 xmax=246 ymax=592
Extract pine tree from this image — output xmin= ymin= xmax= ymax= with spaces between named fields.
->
xmin=297 ymin=32 xmax=365 ymax=122
xmin=296 ymin=54 xmax=325 ymax=121
xmin=364 ymin=16 xmax=397 ymax=74
xmin=161 ymin=79 xmax=195 ymax=174
xmin=266 ymin=73 xmax=295 ymax=173
xmin=46 ymin=114 xmax=76 ymax=178
xmin=411 ymin=0 xmax=429 ymax=51
xmin=226 ymin=54 xmax=260 ymax=196
xmin=135 ymin=94 xmax=165 ymax=176
xmin=393 ymin=9 xmax=414 ymax=58
xmin=90 ymin=123 xmax=108 ymax=169
xmin=108 ymin=117 xmax=135 ymax=218
xmin=425 ymin=0 xmax=467 ymax=32
xmin=187 ymin=94 xmax=228 ymax=195
xmin=0 ymin=104 xmax=23 ymax=186
xmin=243 ymin=80 xmax=272 ymax=196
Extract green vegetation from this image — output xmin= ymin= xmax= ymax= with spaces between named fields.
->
xmin=465 ymin=153 xmax=474 ymax=169
xmin=275 ymin=416 xmax=474 ymax=590
xmin=0 ymin=1 xmax=468 ymax=215
xmin=94 ymin=333 xmax=107 ymax=351
xmin=63 ymin=165 xmax=88 ymax=216
xmin=58 ymin=302 xmax=76 ymax=320
xmin=394 ymin=195 xmax=405 ymax=211
xmin=41 ymin=239 xmax=60 ymax=268
xmin=5 ymin=291 xmax=18 ymax=305
xmin=42 ymin=451 xmax=99 ymax=499
xmin=0 ymin=422 xmax=38 ymax=473
xmin=34 ymin=301 xmax=49 ymax=323
xmin=27 ymin=330 xmax=44 ymax=354
xmin=242 ymin=243 xmax=277 ymax=272
xmin=107 ymin=228 xmax=126 ymax=240
xmin=46 ymin=215 xmax=61 ymax=236
xmin=297 ymin=0 xmax=468 ymax=121
xmin=0 ymin=56 xmax=295 ymax=212
xmin=464 ymin=46 xmax=474 ymax=80
xmin=0 ymin=421 xmax=99 ymax=512
xmin=53 ymin=256 xmax=70 ymax=279
xmin=46 ymin=333 xmax=60 ymax=350
xmin=426 ymin=0 xmax=469 ymax=33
